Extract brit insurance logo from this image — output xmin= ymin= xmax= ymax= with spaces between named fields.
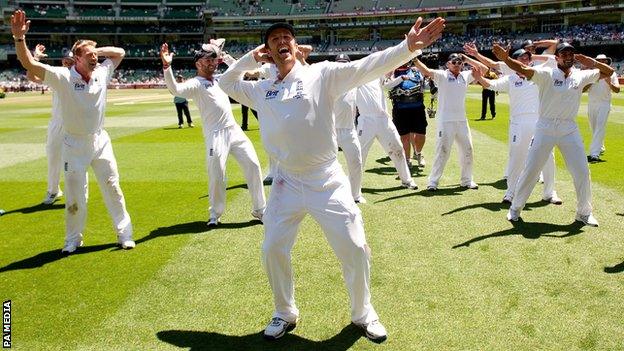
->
xmin=554 ymin=79 xmax=563 ymax=87
xmin=514 ymin=80 xmax=524 ymax=87
xmin=265 ymin=89 xmax=279 ymax=100
xmin=74 ymin=82 xmax=86 ymax=91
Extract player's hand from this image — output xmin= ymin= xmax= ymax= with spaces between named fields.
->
xmin=463 ymin=42 xmax=478 ymax=56
xmin=406 ymin=17 xmax=445 ymax=52
xmin=574 ymin=54 xmax=595 ymax=68
xmin=471 ymin=65 xmax=482 ymax=79
xmin=492 ymin=43 xmax=509 ymax=61
xmin=160 ymin=43 xmax=173 ymax=66
xmin=401 ymin=75 xmax=409 ymax=80
xmin=34 ymin=44 xmax=47 ymax=60
xmin=252 ymin=44 xmax=274 ymax=64
xmin=296 ymin=44 xmax=312 ymax=62
xmin=11 ymin=10 xmax=30 ymax=38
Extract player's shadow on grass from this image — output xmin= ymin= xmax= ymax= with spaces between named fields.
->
xmin=375 ymin=156 xmax=391 ymax=165
xmin=1 ymin=203 xmax=64 ymax=215
xmin=157 ymin=323 xmax=363 ymax=351
xmin=480 ymin=178 xmax=507 ymax=190
xmin=442 ymin=199 xmax=548 ymax=216
xmin=0 ymin=243 xmax=117 ymax=273
xmin=142 ymin=220 xmax=261 ymax=242
xmin=374 ymin=186 xmax=465 ymax=204
xmin=452 ymin=219 xmax=585 ymax=249
xmin=604 ymin=260 xmax=624 ymax=274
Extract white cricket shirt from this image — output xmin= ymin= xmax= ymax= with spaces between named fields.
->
xmin=356 ymin=78 xmax=389 ymax=118
xmin=588 ymin=72 xmax=619 ymax=104
xmin=334 ymin=88 xmax=357 ymax=129
xmin=219 ymin=40 xmax=421 ymax=172
xmin=164 ymin=67 xmax=236 ymax=133
xmin=42 ymin=59 xmax=114 ymax=135
xmin=431 ymin=69 xmax=474 ymax=122
xmin=530 ymin=66 xmax=600 ymax=120
xmin=488 ymin=73 xmax=539 ymax=122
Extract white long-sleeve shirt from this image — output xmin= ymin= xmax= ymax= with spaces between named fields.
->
xmin=219 ymin=40 xmax=421 ymax=172
xmin=163 ymin=67 xmax=236 ymax=135
xmin=356 ymin=77 xmax=389 ymax=118
xmin=487 ymin=73 xmax=539 ymax=122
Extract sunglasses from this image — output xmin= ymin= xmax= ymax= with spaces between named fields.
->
xmin=449 ymin=59 xmax=463 ymax=65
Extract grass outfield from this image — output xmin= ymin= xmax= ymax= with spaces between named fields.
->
xmin=0 ymin=87 xmax=623 ymax=350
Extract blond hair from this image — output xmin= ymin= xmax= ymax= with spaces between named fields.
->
xmin=71 ymin=39 xmax=97 ymax=57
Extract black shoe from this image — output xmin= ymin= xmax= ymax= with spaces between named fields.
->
xmin=479 ymin=117 xmax=485 ymax=120
xmin=587 ymin=155 xmax=601 ymax=163
xmin=241 ymin=125 xmax=248 ymax=131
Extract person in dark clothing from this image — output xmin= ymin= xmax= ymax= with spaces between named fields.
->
xmin=174 ymin=74 xmax=194 ymax=128
xmin=241 ymin=72 xmax=259 ymax=130
xmin=480 ymin=69 xmax=497 ymax=120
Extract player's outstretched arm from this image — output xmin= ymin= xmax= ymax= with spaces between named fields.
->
xmin=11 ymin=10 xmax=46 ymax=80
xmin=575 ymin=54 xmax=615 ymax=78
xmin=159 ymin=43 xmax=196 ymax=98
xmin=492 ymin=43 xmax=534 ymax=79
xmin=411 ymin=57 xmax=433 ymax=78
xmin=463 ymin=42 xmax=499 ymax=70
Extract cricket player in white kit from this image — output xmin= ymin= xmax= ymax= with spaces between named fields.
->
xmin=219 ymin=18 xmax=445 ymax=342
xmin=586 ymin=54 xmax=620 ymax=162
xmin=333 ymin=54 xmax=366 ymax=203
xmin=356 ymin=77 xmax=418 ymax=189
xmin=160 ymin=42 xmax=266 ymax=226
xmin=412 ymin=53 xmax=479 ymax=191
xmin=25 ymin=44 xmax=72 ymax=205
xmin=12 ymin=10 xmax=135 ymax=253
xmin=472 ymin=48 xmax=561 ymax=205
xmin=492 ymin=42 xmax=615 ymax=226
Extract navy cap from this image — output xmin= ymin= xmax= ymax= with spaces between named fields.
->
xmin=521 ymin=39 xmax=534 ymax=49
xmin=335 ymin=53 xmax=350 ymax=62
xmin=511 ymin=48 xmax=531 ymax=60
xmin=263 ymin=22 xmax=295 ymax=46
xmin=555 ymin=42 xmax=576 ymax=54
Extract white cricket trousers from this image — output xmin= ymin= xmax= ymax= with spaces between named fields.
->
xmin=357 ymin=115 xmax=412 ymax=184
xmin=511 ymin=119 xmax=592 ymax=216
xmin=46 ymin=118 xmax=63 ymax=194
xmin=587 ymin=102 xmax=610 ymax=157
xmin=205 ymin=125 xmax=265 ymax=219
xmin=263 ymin=160 xmax=379 ymax=325
xmin=336 ymin=127 xmax=363 ymax=200
xmin=428 ymin=120 xmax=474 ymax=187
xmin=505 ymin=119 xmax=556 ymax=200
xmin=63 ymin=129 xmax=132 ymax=243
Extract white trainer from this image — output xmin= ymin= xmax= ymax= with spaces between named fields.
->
xmin=61 ymin=238 xmax=83 ymax=254
xmin=251 ymin=209 xmax=264 ymax=223
xmin=401 ymin=180 xmax=418 ymax=190
xmin=356 ymin=320 xmax=387 ymax=343
xmin=355 ymin=197 xmax=367 ymax=204
xmin=118 ymin=236 xmax=136 ymax=249
xmin=426 ymin=185 xmax=437 ymax=191
xmin=42 ymin=190 xmax=63 ymax=205
xmin=543 ymin=192 xmax=563 ymax=205
xmin=415 ymin=152 xmax=426 ymax=167
xmin=507 ymin=208 xmax=521 ymax=222
xmin=461 ymin=181 xmax=478 ymax=190
xmin=263 ymin=317 xmax=297 ymax=340
xmin=207 ymin=217 xmax=220 ymax=227
xmin=575 ymin=213 xmax=599 ymax=227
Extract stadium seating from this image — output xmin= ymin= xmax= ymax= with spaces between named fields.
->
xmin=329 ymin=0 xmax=368 ymax=13
xmin=292 ymin=0 xmax=327 ymax=14
xmin=119 ymin=6 xmax=160 ymax=17
xmin=74 ymin=6 xmax=115 ymax=17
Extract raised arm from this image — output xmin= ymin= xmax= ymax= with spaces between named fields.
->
xmin=160 ymin=43 xmax=196 ymax=98
xmin=411 ymin=57 xmax=433 ymax=78
xmin=218 ymin=47 xmax=263 ymax=109
xmin=11 ymin=10 xmax=46 ymax=80
xmin=575 ymin=54 xmax=615 ymax=80
xmin=325 ymin=17 xmax=445 ymax=95
xmin=608 ymin=73 xmax=621 ymax=93
xmin=461 ymin=53 xmax=488 ymax=73
xmin=383 ymin=73 xmax=404 ymax=90
xmin=25 ymin=43 xmax=47 ymax=83
xmin=96 ymin=46 xmax=125 ymax=69
xmin=534 ymin=39 xmax=558 ymax=55
xmin=492 ymin=43 xmax=534 ymax=80
xmin=463 ymin=42 xmax=499 ymax=70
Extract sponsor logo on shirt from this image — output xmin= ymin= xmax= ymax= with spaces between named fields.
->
xmin=514 ymin=80 xmax=524 ymax=87
xmin=554 ymin=79 xmax=563 ymax=87
xmin=447 ymin=76 xmax=456 ymax=82
xmin=74 ymin=83 xmax=86 ymax=91
xmin=265 ymin=90 xmax=279 ymax=100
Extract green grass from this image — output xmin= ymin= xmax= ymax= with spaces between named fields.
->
xmin=0 ymin=88 xmax=623 ymax=350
